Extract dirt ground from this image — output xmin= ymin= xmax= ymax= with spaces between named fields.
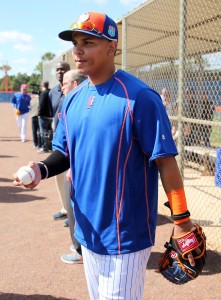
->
xmin=0 ymin=102 xmax=221 ymax=300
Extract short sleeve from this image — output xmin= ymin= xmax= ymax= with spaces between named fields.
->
xmin=52 ymin=104 xmax=68 ymax=156
xmin=133 ymin=88 xmax=178 ymax=162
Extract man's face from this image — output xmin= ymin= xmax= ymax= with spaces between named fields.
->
xmin=71 ymin=32 xmax=116 ymax=77
xmin=21 ymin=89 xmax=27 ymax=94
xmin=56 ymin=63 xmax=70 ymax=83
xmin=62 ymin=77 xmax=76 ymax=95
xmin=162 ymin=88 xmax=167 ymax=96
xmin=200 ymin=93 xmax=207 ymax=101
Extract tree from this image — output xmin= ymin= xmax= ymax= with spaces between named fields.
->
xmin=0 ymin=65 xmax=11 ymax=91
xmin=35 ymin=52 xmax=56 ymax=76
xmin=0 ymin=52 xmax=56 ymax=91
xmin=0 ymin=65 xmax=11 ymax=72
xmin=11 ymin=73 xmax=31 ymax=91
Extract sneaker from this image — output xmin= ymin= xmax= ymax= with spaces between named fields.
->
xmin=61 ymin=251 xmax=83 ymax=264
xmin=64 ymin=218 xmax=69 ymax=227
xmin=53 ymin=212 xmax=67 ymax=220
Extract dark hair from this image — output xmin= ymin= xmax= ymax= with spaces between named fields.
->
xmin=42 ymin=81 xmax=49 ymax=89
xmin=186 ymin=88 xmax=195 ymax=94
xmin=56 ymin=61 xmax=70 ymax=71
xmin=201 ymin=90 xmax=208 ymax=95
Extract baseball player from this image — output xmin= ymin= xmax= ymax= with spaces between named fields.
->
xmin=11 ymin=84 xmax=31 ymax=142
xmin=13 ymin=12 xmax=204 ymax=299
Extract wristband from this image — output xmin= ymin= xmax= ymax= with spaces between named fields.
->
xmin=172 ymin=211 xmax=190 ymax=220
xmin=166 ymin=188 xmax=190 ymax=224
xmin=173 ymin=217 xmax=191 ymax=225
xmin=37 ymin=162 xmax=49 ymax=179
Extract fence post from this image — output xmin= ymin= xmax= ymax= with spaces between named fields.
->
xmin=176 ymin=0 xmax=187 ymax=177
xmin=122 ymin=18 xmax=127 ymax=71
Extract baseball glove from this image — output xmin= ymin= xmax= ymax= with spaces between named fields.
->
xmin=158 ymin=224 xmax=206 ymax=284
xmin=14 ymin=108 xmax=21 ymax=116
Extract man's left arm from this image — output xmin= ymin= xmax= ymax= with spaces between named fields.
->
xmin=155 ymin=156 xmax=205 ymax=267
xmin=155 ymin=156 xmax=194 ymax=236
xmin=155 ymin=156 xmax=206 ymax=281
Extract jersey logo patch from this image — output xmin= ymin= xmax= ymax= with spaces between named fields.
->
xmin=87 ymin=96 xmax=95 ymax=109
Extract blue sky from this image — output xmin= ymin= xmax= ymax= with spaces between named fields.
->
xmin=0 ymin=0 xmax=146 ymax=76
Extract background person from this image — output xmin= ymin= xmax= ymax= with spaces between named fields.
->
xmin=49 ymin=61 xmax=71 ymax=221
xmin=30 ymin=93 xmax=40 ymax=149
xmin=60 ymin=69 xmax=87 ymax=264
xmin=198 ymin=90 xmax=215 ymax=147
xmin=11 ymin=84 xmax=31 ymax=142
xmin=160 ymin=87 xmax=176 ymax=137
xmin=160 ymin=87 xmax=168 ymax=107
xmin=38 ymin=81 xmax=53 ymax=153
xmin=183 ymin=88 xmax=199 ymax=145
xmin=162 ymin=90 xmax=176 ymax=117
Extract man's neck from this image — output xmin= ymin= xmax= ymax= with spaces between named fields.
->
xmin=89 ymin=66 xmax=117 ymax=86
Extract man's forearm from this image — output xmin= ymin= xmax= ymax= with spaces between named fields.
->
xmin=37 ymin=150 xmax=70 ymax=179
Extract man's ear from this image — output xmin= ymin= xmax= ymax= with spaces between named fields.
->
xmin=107 ymin=42 xmax=117 ymax=55
xmin=73 ymin=80 xmax=78 ymax=88
xmin=108 ymin=47 xmax=115 ymax=54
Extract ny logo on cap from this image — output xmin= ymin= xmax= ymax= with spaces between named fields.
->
xmin=108 ymin=25 xmax=116 ymax=37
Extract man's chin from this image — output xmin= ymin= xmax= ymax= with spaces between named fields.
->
xmin=76 ymin=67 xmax=87 ymax=75
xmin=56 ymin=76 xmax=62 ymax=82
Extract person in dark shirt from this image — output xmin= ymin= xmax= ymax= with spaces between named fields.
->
xmin=183 ymin=88 xmax=199 ymax=145
xmin=49 ymin=61 xmax=70 ymax=221
xmin=198 ymin=90 xmax=215 ymax=147
xmin=49 ymin=61 xmax=70 ymax=131
xmin=38 ymin=81 xmax=53 ymax=152
xmin=30 ymin=94 xmax=40 ymax=149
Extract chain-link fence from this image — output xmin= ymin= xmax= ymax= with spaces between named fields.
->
xmin=43 ymin=0 xmax=221 ymax=252
xmin=119 ymin=0 xmax=221 ymax=252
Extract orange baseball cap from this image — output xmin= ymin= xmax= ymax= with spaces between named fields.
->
xmin=59 ymin=12 xmax=118 ymax=42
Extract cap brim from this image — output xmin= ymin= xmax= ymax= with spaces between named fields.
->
xmin=58 ymin=30 xmax=74 ymax=41
xmin=58 ymin=29 xmax=107 ymax=41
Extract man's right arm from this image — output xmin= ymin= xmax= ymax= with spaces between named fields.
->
xmin=37 ymin=150 xmax=70 ymax=179
xmin=11 ymin=95 xmax=16 ymax=108
xmin=13 ymin=150 xmax=70 ymax=189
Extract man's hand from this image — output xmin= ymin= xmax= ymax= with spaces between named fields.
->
xmin=173 ymin=220 xmax=201 ymax=266
xmin=13 ymin=161 xmax=41 ymax=189
xmin=14 ymin=108 xmax=21 ymax=116
xmin=66 ymin=168 xmax=71 ymax=183
xmin=159 ymin=223 xmax=206 ymax=284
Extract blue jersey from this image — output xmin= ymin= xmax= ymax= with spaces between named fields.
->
xmin=53 ymin=70 xmax=178 ymax=255
xmin=11 ymin=92 xmax=31 ymax=114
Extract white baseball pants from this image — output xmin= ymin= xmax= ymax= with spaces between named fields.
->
xmin=16 ymin=112 xmax=29 ymax=141
xmin=81 ymin=245 xmax=151 ymax=300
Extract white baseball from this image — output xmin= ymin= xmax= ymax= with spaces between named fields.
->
xmin=17 ymin=166 xmax=35 ymax=185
